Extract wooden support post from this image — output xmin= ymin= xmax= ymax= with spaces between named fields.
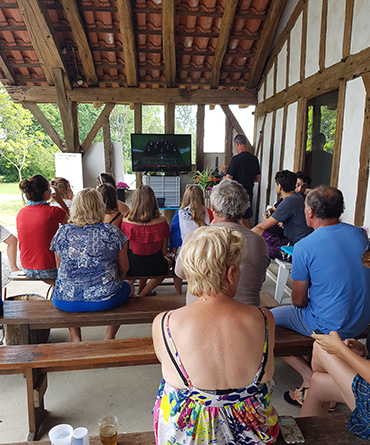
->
xmin=265 ymin=111 xmax=277 ymax=209
xmin=294 ymin=99 xmax=308 ymax=172
xmin=165 ymin=103 xmax=175 ymax=133
xmin=196 ymin=105 xmax=205 ymax=171
xmin=331 ymin=81 xmax=346 ymax=188
xmin=81 ymin=103 xmax=115 ymax=155
xmin=70 ymin=101 xmax=80 ymax=153
xmin=134 ymin=103 xmax=143 ymax=188
xmin=280 ymin=106 xmax=288 ymax=170
xmin=225 ymin=116 xmax=233 ymax=165
xmin=103 ymin=118 xmax=113 ymax=174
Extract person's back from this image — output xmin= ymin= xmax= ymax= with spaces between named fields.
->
xmin=293 ymin=222 xmax=370 ymax=337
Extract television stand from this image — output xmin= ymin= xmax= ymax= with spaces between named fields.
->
xmin=143 ymin=174 xmax=180 ymax=207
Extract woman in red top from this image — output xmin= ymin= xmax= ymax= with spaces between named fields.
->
xmin=120 ymin=185 xmax=171 ymax=297
xmin=17 ymin=174 xmax=68 ymax=281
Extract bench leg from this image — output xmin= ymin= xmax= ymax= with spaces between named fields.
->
xmin=275 ymin=266 xmax=290 ymax=304
xmin=25 ymin=368 xmax=47 ymax=441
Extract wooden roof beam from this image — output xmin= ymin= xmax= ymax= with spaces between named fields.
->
xmin=81 ymin=103 xmax=115 ymax=155
xmin=162 ymin=0 xmax=176 ymax=87
xmin=0 ymin=51 xmax=15 ymax=84
xmin=6 ymin=86 xmax=258 ymax=106
xmin=210 ymin=0 xmax=238 ymax=89
xmin=17 ymin=0 xmax=71 ymax=89
xmin=117 ymin=0 xmax=138 ymax=87
xmin=60 ymin=0 xmax=98 ymax=86
xmin=23 ymin=101 xmax=66 ymax=152
xmin=247 ymin=0 xmax=287 ymax=89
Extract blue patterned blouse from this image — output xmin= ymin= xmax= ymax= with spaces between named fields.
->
xmin=50 ymin=223 xmax=128 ymax=302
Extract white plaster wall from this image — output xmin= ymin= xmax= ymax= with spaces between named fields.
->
xmin=258 ymin=81 xmax=265 ymax=103
xmin=351 ymin=0 xmax=370 ymax=54
xmin=258 ymin=113 xmax=273 ymax=221
xmin=276 ymin=41 xmax=287 ymax=93
xmin=282 ymin=102 xmax=297 ymax=170
xmin=289 ymin=14 xmax=302 ymax=86
xmin=82 ymin=142 xmax=125 ymax=188
xmin=270 ymin=108 xmax=285 ymax=204
xmin=326 ymin=0 xmax=345 ymax=68
xmin=338 ymin=78 xmax=366 ymax=224
xmin=265 ymin=65 xmax=274 ymax=99
xmin=305 ymin=0 xmax=321 ymax=78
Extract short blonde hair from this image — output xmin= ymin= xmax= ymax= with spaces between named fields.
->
xmin=69 ymin=188 xmax=105 ymax=226
xmin=180 ymin=226 xmax=245 ymax=297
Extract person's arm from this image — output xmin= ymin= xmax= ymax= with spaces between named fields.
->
xmin=152 ymin=312 xmax=165 ymax=363
xmin=251 ymin=216 xmax=278 ymax=236
xmin=4 ymin=234 xmax=21 ymax=272
xmin=291 ymin=279 xmax=309 ymax=307
xmin=54 ymin=252 xmax=61 ymax=269
xmin=254 ymin=174 xmax=261 ymax=183
xmin=118 ymin=242 xmax=129 ymax=278
xmin=51 ymin=187 xmax=69 ymax=216
xmin=313 ymin=331 xmax=370 ymax=384
xmin=174 ymin=230 xmax=194 ymax=279
xmin=161 ymin=237 xmax=169 ymax=257
xmin=225 ymin=174 xmax=233 ymax=180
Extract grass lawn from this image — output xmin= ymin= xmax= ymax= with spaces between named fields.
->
xmin=0 ymin=182 xmax=21 ymax=195
xmin=0 ymin=200 xmax=24 ymax=227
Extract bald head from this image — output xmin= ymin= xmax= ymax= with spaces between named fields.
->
xmin=306 ymin=185 xmax=344 ymax=220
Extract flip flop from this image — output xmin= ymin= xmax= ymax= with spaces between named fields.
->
xmin=283 ymin=389 xmax=301 ymax=406
xmin=283 ymin=387 xmax=309 ymax=406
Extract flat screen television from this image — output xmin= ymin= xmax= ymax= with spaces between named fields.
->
xmin=131 ymin=133 xmax=192 ymax=172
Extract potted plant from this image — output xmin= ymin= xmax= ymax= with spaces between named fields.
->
xmin=116 ymin=181 xmax=129 ymax=202
xmin=193 ymin=166 xmax=221 ymax=196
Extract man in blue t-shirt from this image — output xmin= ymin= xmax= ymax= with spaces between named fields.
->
xmin=271 ymin=185 xmax=370 ymax=405
xmin=226 ymin=134 xmax=261 ymax=228
xmin=252 ymin=170 xmax=313 ymax=244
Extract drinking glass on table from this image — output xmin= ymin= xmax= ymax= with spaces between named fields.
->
xmin=98 ymin=415 xmax=118 ymax=445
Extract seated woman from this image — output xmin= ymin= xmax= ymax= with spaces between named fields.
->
xmin=96 ymin=172 xmax=129 ymax=216
xmin=170 ymin=184 xmax=213 ymax=294
xmin=50 ymin=177 xmax=73 ymax=210
xmin=17 ymin=174 xmax=68 ymax=281
xmin=98 ymin=183 xmax=124 ymax=227
xmin=152 ymin=226 xmax=278 ymax=444
xmin=300 ymin=331 xmax=370 ymax=439
xmin=50 ymin=188 xmax=134 ymax=342
xmin=120 ymin=185 xmax=171 ymax=297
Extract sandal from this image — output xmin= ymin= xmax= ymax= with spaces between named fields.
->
xmin=146 ymin=291 xmax=157 ymax=296
xmin=283 ymin=387 xmax=309 ymax=406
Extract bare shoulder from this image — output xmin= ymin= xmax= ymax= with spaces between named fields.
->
xmin=118 ymin=200 xmax=130 ymax=216
xmin=148 ymin=216 xmax=168 ymax=225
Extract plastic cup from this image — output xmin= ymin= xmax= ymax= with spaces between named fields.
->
xmin=72 ymin=427 xmax=89 ymax=445
xmin=48 ymin=424 xmax=73 ymax=445
xmin=98 ymin=415 xmax=118 ymax=445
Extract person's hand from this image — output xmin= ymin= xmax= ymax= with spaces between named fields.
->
xmin=278 ymin=222 xmax=284 ymax=228
xmin=312 ymin=331 xmax=344 ymax=355
xmin=344 ymin=338 xmax=368 ymax=357
xmin=51 ymin=185 xmax=62 ymax=202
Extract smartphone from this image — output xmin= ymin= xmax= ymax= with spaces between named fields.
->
xmin=313 ymin=328 xmax=323 ymax=335
xmin=279 ymin=416 xmax=305 ymax=444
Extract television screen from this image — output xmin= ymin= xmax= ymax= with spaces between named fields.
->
xmin=131 ymin=134 xmax=191 ymax=172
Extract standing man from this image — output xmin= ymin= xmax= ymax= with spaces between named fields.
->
xmin=271 ymin=185 xmax=370 ymax=405
xmin=175 ymin=179 xmax=270 ymax=306
xmin=225 ymin=134 xmax=260 ymax=228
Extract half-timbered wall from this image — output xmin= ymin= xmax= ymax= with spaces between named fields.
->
xmin=256 ymin=0 xmax=370 ymax=227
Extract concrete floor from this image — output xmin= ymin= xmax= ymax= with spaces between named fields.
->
xmin=0 ymin=265 xmax=348 ymax=443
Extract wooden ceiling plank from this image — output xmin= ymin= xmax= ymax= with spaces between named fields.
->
xmin=81 ymin=103 xmax=115 ymax=155
xmin=6 ymin=86 xmax=257 ymax=105
xmin=247 ymin=0 xmax=288 ymax=89
xmin=220 ymin=105 xmax=254 ymax=152
xmin=17 ymin=0 xmax=71 ymax=89
xmin=210 ymin=0 xmax=238 ymax=89
xmin=117 ymin=0 xmax=138 ymax=87
xmin=59 ymin=0 xmax=98 ymax=86
xmin=162 ymin=0 xmax=176 ymax=87
xmin=23 ymin=101 xmax=66 ymax=152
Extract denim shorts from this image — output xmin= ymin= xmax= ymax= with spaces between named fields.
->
xmin=23 ymin=268 xmax=58 ymax=280
xmin=270 ymin=305 xmax=313 ymax=337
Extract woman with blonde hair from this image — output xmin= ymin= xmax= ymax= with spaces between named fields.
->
xmin=50 ymin=177 xmax=73 ymax=210
xmin=120 ymin=185 xmax=171 ymax=297
xmin=170 ymin=184 xmax=213 ymax=294
xmin=50 ymin=188 xmax=133 ymax=342
xmin=98 ymin=183 xmax=123 ymax=227
xmin=152 ymin=226 xmax=278 ymax=444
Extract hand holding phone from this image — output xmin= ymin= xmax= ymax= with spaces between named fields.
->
xmin=279 ymin=416 xmax=305 ymax=444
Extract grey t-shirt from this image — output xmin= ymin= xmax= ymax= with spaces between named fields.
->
xmin=175 ymin=221 xmax=270 ymax=306
xmin=272 ymin=193 xmax=313 ymax=244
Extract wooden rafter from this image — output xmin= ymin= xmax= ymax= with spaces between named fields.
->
xmin=220 ymin=105 xmax=254 ymax=153
xmin=117 ymin=0 xmax=138 ymax=87
xmin=247 ymin=0 xmax=287 ymax=89
xmin=81 ymin=103 xmax=115 ymax=155
xmin=59 ymin=0 xmax=98 ymax=86
xmin=210 ymin=0 xmax=238 ymax=88
xmin=6 ymin=86 xmax=257 ymax=106
xmin=162 ymin=0 xmax=176 ymax=87
xmin=23 ymin=101 xmax=65 ymax=152
xmin=17 ymin=0 xmax=70 ymax=89
xmin=0 ymin=51 xmax=15 ymax=84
